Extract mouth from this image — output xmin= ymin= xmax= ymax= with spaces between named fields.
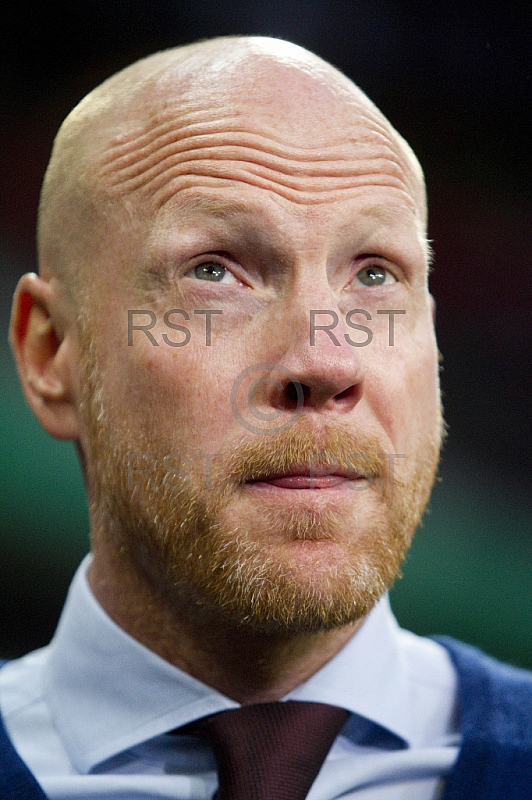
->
xmin=246 ymin=467 xmax=366 ymax=491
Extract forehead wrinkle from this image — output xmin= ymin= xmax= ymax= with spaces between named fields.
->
xmin=104 ymin=144 xmax=410 ymax=197
xmin=99 ymin=127 xmax=389 ymax=182
xmin=98 ymin=136 xmax=416 ymax=219
xmin=98 ymin=110 xmax=388 ymax=172
xmin=97 ymin=102 xmax=403 ymax=180
xmin=95 ymin=90 xmax=420 ymax=193
xmin=151 ymin=168 xmax=416 ymax=216
xmin=100 ymin=135 xmax=383 ymax=190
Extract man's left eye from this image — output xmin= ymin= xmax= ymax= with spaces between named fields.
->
xmin=356 ymin=264 xmax=396 ymax=287
xmin=192 ymin=263 xmax=238 ymax=283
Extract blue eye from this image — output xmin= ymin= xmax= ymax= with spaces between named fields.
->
xmin=191 ymin=262 xmax=240 ymax=285
xmin=193 ymin=263 xmax=227 ymax=282
xmin=356 ymin=265 xmax=394 ymax=287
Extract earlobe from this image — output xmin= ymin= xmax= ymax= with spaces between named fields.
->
xmin=10 ymin=273 xmax=80 ymax=440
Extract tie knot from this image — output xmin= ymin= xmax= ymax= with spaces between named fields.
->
xmin=180 ymin=701 xmax=349 ymax=800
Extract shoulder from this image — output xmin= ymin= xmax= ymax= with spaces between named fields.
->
xmin=436 ymin=637 xmax=532 ymax=695
xmin=435 ymin=636 xmax=532 ymax=742
xmin=432 ymin=638 xmax=532 ymax=797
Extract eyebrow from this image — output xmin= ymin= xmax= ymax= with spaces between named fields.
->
xmin=169 ymin=195 xmax=254 ymax=220
xmin=175 ymin=196 xmax=418 ymax=223
xmin=360 ymin=203 xmax=414 ymax=224
xmin=361 ymin=203 xmax=432 ymax=266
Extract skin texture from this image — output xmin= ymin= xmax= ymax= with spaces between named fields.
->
xmin=10 ymin=37 xmax=442 ymax=703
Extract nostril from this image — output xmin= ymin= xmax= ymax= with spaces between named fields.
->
xmin=284 ymin=381 xmax=309 ymax=409
xmin=336 ymin=385 xmax=358 ymax=402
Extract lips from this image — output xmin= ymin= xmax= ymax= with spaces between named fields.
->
xmin=247 ymin=467 xmax=364 ymax=490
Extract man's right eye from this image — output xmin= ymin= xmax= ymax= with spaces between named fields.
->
xmin=191 ymin=263 xmax=238 ymax=284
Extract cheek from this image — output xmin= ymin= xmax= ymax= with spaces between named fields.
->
xmin=366 ymin=321 xmax=440 ymax=452
xmin=406 ymin=340 xmax=441 ymax=439
xmin=116 ymin=332 xmax=244 ymax=445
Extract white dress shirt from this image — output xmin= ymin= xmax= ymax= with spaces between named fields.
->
xmin=0 ymin=556 xmax=461 ymax=799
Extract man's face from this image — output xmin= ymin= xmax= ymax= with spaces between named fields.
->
xmin=78 ymin=56 xmax=442 ymax=633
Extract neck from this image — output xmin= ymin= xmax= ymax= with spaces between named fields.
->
xmin=88 ymin=542 xmax=363 ymax=704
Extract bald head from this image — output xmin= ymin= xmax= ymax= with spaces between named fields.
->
xmin=37 ymin=36 xmax=427 ymax=301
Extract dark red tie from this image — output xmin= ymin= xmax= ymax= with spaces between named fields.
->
xmin=179 ymin=701 xmax=349 ymax=800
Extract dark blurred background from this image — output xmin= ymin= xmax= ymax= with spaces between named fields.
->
xmin=1 ymin=1 xmax=531 ymax=665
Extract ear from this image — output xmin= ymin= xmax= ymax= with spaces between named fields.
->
xmin=9 ymin=273 xmax=80 ymax=440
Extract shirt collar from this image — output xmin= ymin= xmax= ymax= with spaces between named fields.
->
xmin=45 ymin=556 xmax=412 ymax=773
xmin=285 ymin=594 xmax=412 ymax=746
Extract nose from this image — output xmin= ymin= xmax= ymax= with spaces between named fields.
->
xmin=261 ymin=296 xmax=365 ymax=415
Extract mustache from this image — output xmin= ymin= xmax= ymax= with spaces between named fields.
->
xmin=221 ymin=421 xmax=389 ymax=487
